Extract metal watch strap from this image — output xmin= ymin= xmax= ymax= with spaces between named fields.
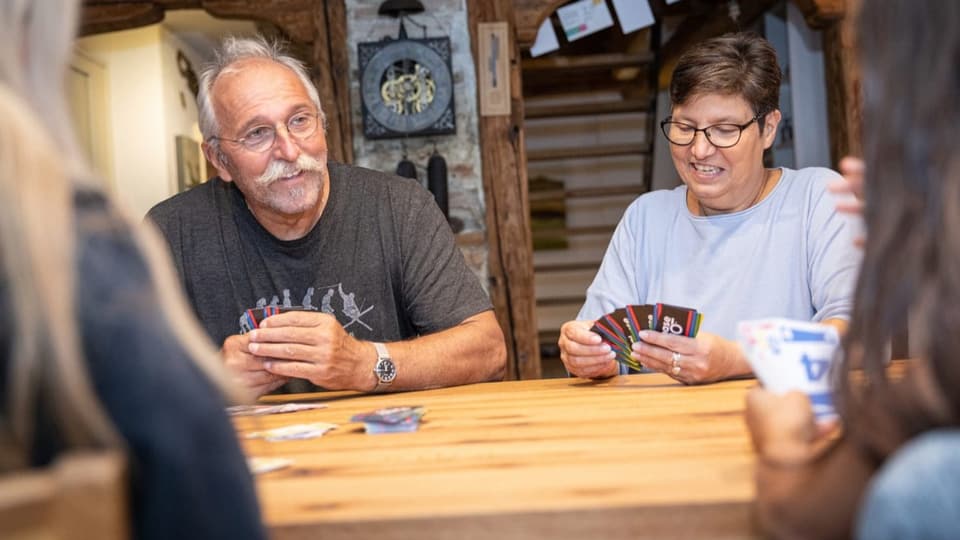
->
xmin=372 ymin=342 xmax=393 ymax=391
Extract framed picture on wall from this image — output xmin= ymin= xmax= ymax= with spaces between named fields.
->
xmin=175 ymin=135 xmax=203 ymax=192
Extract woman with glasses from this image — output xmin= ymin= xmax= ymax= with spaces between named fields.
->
xmin=0 ymin=1 xmax=265 ymax=538
xmin=558 ymin=32 xmax=860 ymax=384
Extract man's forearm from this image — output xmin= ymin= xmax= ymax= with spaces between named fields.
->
xmin=373 ymin=310 xmax=506 ymax=391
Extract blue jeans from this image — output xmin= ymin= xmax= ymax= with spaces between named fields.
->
xmin=856 ymin=429 xmax=960 ymax=540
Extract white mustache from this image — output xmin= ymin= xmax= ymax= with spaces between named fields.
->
xmin=255 ymin=153 xmax=325 ymax=186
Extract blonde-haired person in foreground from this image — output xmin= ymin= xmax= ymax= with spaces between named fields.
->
xmin=0 ymin=1 xmax=266 ymax=538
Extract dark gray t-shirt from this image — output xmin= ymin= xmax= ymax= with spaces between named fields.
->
xmin=147 ymin=162 xmax=491 ymax=361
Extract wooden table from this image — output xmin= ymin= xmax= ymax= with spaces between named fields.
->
xmin=235 ymin=374 xmax=760 ymax=540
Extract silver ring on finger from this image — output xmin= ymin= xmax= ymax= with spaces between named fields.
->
xmin=671 ymin=351 xmax=681 ymax=376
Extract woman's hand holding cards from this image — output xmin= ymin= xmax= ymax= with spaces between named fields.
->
xmin=632 ymin=331 xmax=750 ymax=384
xmin=558 ymin=320 xmax=620 ymax=379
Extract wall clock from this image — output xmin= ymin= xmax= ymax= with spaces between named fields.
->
xmin=358 ymin=37 xmax=456 ymax=139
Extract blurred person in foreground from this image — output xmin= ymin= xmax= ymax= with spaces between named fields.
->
xmin=558 ymin=32 xmax=859 ymax=384
xmin=746 ymin=1 xmax=960 ymax=538
xmin=0 ymin=1 xmax=266 ymax=538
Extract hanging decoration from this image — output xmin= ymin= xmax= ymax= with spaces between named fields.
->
xmin=426 ymin=147 xmax=449 ymax=219
xmin=358 ymin=1 xmax=456 ymax=140
xmin=396 ymin=152 xmax=418 ymax=180
xmin=362 ymin=0 xmax=455 ymax=228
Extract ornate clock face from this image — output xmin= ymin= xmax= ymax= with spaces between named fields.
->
xmin=358 ymin=37 xmax=456 ymax=139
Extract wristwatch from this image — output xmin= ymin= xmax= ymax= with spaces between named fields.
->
xmin=372 ymin=342 xmax=396 ymax=391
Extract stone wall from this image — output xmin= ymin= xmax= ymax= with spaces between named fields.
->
xmin=344 ymin=0 xmax=488 ymax=289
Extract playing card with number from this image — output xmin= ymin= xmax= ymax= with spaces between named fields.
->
xmin=652 ymin=303 xmax=702 ymax=337
xmin=590 ymin=303 xmax=704 ymax=372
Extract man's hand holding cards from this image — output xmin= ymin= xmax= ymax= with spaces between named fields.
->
xmin=590 ymin=304 xmax=703 ymax=373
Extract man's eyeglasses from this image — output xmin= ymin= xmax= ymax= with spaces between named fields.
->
xmin=660 ymin=112 xmax=765 ymax=148
xmin=211 ymin=111 xmax=321 ymax=153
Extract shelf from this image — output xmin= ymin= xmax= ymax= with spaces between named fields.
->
xmin=533 ymin=261 xmax=600 ymax=273
xmin=522 ymin=52 xmax=655 ymax=73
xmin=528 ymin=184 xmax=647 ymax=201
xmin=526 ymin=142 xmax=652 ymax=162
xmin=536 ymin=295 xmax=586 ymax=307
xmin=531 ymin=225 xmax=616 ymax=241
xmin=525 ymin=98 xmax=653 ymax=119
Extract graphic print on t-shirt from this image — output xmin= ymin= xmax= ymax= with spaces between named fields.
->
xmin=238 ymin=282 xmax=375 ymax=335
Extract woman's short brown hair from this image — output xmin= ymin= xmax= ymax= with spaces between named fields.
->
xmin=669 ymin=32 xmax=782 ymax=122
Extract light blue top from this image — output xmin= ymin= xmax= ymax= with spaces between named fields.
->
xmin=578 ymin=167 xmax=861 ymax=346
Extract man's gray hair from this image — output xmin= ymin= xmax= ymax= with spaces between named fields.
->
xmin=197 ymin=35 xmax=326 ymax=145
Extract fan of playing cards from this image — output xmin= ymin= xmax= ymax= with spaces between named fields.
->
xmin=590 ymin=303 xmax=704 ymax=371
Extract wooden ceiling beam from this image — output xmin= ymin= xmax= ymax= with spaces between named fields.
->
xmin=80 ymin=0 xmax=314 ymax=43
xmin=790 ymin=0 xmax=847 ymax=29
xmin=80 ymin=2 xmax=169 ymax=35
xmin=513 ymin=0 xmax=568 ymax=48
xmin=202 ymin=0 xmax=314 ymax=43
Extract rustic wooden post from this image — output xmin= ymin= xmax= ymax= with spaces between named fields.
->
xmin=466 ymin=0 xmax=540 ymax=379
xmin=309 ymin=0 xmax=353 ymax=164
xmin=791 ymin=0 xmax=861 ymax=165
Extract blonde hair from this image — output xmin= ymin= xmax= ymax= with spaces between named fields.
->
xmin=0 ymin=0 xmax=87 ymax=180
xmin=0 ymin=0 xmax=243 ymax=470
xmin=0 ymin=86 xmax=119 ymax=469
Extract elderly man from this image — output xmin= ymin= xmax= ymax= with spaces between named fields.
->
xmin=147 ymin=36 xmax=505 ymax=397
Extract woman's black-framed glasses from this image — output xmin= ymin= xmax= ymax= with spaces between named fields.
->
xmin=660 ymin=112 xmax=765 ymax=148
xmin=211 ymin=111 xmax=321 ymax=153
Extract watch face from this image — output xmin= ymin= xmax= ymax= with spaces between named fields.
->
xmin=358 ymin=37 xmax=456 ymax=139
xmin=376 ymin=358 xmax=397 ymax=383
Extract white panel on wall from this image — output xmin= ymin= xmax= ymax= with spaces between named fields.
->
xmin=160 ymin=27 xmax=207 ymax=197
xmin=77 ymin=26 xmax=169 ymax=220
xmin=785 ymin=1 xmax=830 ymax=168
xmin=68 ymin=50 xmax=115 ymax=192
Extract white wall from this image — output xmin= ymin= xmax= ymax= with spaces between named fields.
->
xmin=160 ymin=28 xmax=206 ymax=194
xmin=76 ymin=25 xmax=205 ymax=219
xmin=650 ymin=88 xmax=680 ymax=190
xmin=785 ymin=1 xmax=830 ymax=168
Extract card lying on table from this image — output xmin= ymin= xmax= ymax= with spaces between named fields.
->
xmin=246 ymin=422 xmax=338 ymax=441
xmin=351 ymin=406 xmax=426 ymax=434
xmin=590 ymin=303 xmax=704 ymax=371
xmin=226 ymin=403 xmax=327 ymax=417
xmin=247 ymin=456 xmax=294 ymax=475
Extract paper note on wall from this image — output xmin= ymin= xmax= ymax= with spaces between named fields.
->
xmin=530 ymin=17 xmax=560 ymax=57
xmin=478 ymin=22 xmax=510 ymax=116
xmin=611 ymin=0 xmax=655 ymax=34
xmin=556 ymin=0 xmax=614 ymax=42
